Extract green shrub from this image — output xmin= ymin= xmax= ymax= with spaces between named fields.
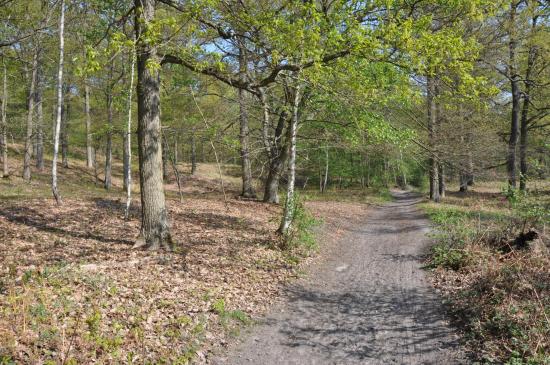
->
xmin=282 ymin=193 xmax=321 ymax=251
xmin=429 ymin=243 xmax=469 ymax=270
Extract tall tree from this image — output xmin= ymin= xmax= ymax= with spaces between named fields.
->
xmin=34 ymin=57 xmax=44 ymax=171
xmin=238 ymin=46 xmax=257 ymax=199
xmin=124 ymin=41 xmax=135 ymax=219
xmin=278 ymin=72 xmax=301 ymax=236
xmin=507 ymin=0 xmax=521 ymax=189
xmin=104 ymin=62 xmax=114 ymax=190
xmin=23 ymin=48 xmax=38 ymax=181
xmin=0 ymin=59 xmax=7 ymax=178
xmin=84 ymin=83 xmax=94 ymax=168
xmin=52 ymin=0 xmax=65 ymax=204
xmin=133 ymin=0 xmax=173 ymax=249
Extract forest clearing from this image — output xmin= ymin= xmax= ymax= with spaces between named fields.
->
xmin=1 ymin=1 xmax=549 ymax=364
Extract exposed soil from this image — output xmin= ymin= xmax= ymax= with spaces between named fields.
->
xmin=211 ymin=191 xmax=466 ymax=365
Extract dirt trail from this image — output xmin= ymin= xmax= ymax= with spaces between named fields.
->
xmin=211 ymin=191 xmax=465 ymax=365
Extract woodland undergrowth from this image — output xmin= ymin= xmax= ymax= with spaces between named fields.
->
xmin=423 ymin=184 xmax=550 ymax=364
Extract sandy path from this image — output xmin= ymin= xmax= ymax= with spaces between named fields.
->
xmin=210 ymin=191 xmax=465 ymax=365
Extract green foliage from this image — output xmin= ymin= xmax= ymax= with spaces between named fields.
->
xmin=210 ymin=298 xmax=251 ymax=326
xmin=424 ymin=207 xmax=476 ymax=270
xmin=429 ymin=243 xmax=469 ymax=270
xmin=505 ymin=189 xmax=550 ymax=227
xmin=282 ymin=193 xmax=321 ymax=252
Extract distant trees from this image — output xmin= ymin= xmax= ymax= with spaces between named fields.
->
xmin=0 ymin=0 xmax=548 ymax=247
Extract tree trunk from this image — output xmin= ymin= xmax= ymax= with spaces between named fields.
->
xmin=438 ymin=164 xmax=445 ymax=198
xmin=427 ymin=75 xmax=440 ymax=202
xmin=519 ymin=87 xmax=530 ymax=192
xmin=162 ymin=134 xmax=169 ymax=181
xmin=507 ymin=1 xmax=520 ymax=189
xmin=1 ymin=60 xmax=8 ymax=178
xmin=264 ymin=148 xmax=287 ymax=204
xmin=519 ymin=17 xmax=538 ymax=191
xmin=51 ymin=0 xmax=65 ymax=204
xmin=278 ymin=77 xmax=301 ymax=236
xmin=61 ymin=92 xmax=69 ymax=168
xmin=123 ymin=131 xmax=130 ymax=190
xmin=400 ymin=149 xmax=407 ymax=187
xmin=124 ymin=45 xmax=135 ymax=219
xmin=459 ymin=135 xmax=468 ymax=192
xmin=23 ymin=50 xmax=38 ymax=181
xmin=133 ymin=0 xmax=173 ymax=250
xmin=35 ymin=60 xmax=44 ymax=171
xmin=459 ymin=132 xmax=474 ymax=192
xmin=85 ymin=83 xmax=94 ymax=168
xmin=259 ymin=90 xmax=288 ymax=204
xmin=190 ymin=129 xmax=197 ymax=175
xmin=173 ymin=134 xmax=178 ymax=164
xmin=104 ymin=86 xmax=113 ymax=190
xmin=322 ymin=144 xmax=329 ymax=193
xmin=238 ymin=47 xmax=256 ymax=199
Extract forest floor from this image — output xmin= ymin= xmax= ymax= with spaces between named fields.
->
xmin=0 ymin=151 xmax=387 ymax=364
xmin=211 ymin=191 xmax=466 ymax=365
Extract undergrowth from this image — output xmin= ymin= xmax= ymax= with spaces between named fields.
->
xmin=281 ymin=193 xmax=322 ymax=254
xmin=422 ymin=188 xmax=550 ymax=364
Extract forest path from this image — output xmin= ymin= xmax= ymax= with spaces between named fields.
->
xmin=210 ymin=191 xmax=466 ymax=365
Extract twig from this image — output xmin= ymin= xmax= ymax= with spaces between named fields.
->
xmin=189 ymin=86 xmax=228 ymax=208
xmin=163 ymin=134 xmax=184 ymax=203
xmin=61 ymin=316 xmax=80 ymax=365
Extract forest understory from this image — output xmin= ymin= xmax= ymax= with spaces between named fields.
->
xmin=423 ymin=182 xmax=550 ymax=364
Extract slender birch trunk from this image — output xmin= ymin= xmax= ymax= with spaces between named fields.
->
xmin=35 ymin=60 xmax=44 ymax=171
xmin=438 ymin=164 xmax=445 ymax=198
xmin=278 ymin=75 xmax=301 ymax=236
xmin=85 ymin=83 xmax=94 ymax=168
xmin=52 ymin=0 xmax=65 ymax=204
xmin=1 ymin=60 xmax=7 ymax=178
xmin=124 ymin=44 xmax=135 ymax=220
xmin=190 ymin=129 xmax=197 ymax=175
xmin=23 ymin=50 xmax=38 ymax=181
xmin=427 ymin=75 xmax=440 ymax=202
xmin=104 ymin=62 xmax=114 ymax=190
xmin=322 ymin=143 xmax=329 ymax=193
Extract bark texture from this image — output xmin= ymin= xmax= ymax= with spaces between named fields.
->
xmin=134 ymin=0 xmax=173 ymax=249
xmin=278 ymin=78 xmax=301 ymax=235
xmin=260 ymin=90 xmax=289 ymax=203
